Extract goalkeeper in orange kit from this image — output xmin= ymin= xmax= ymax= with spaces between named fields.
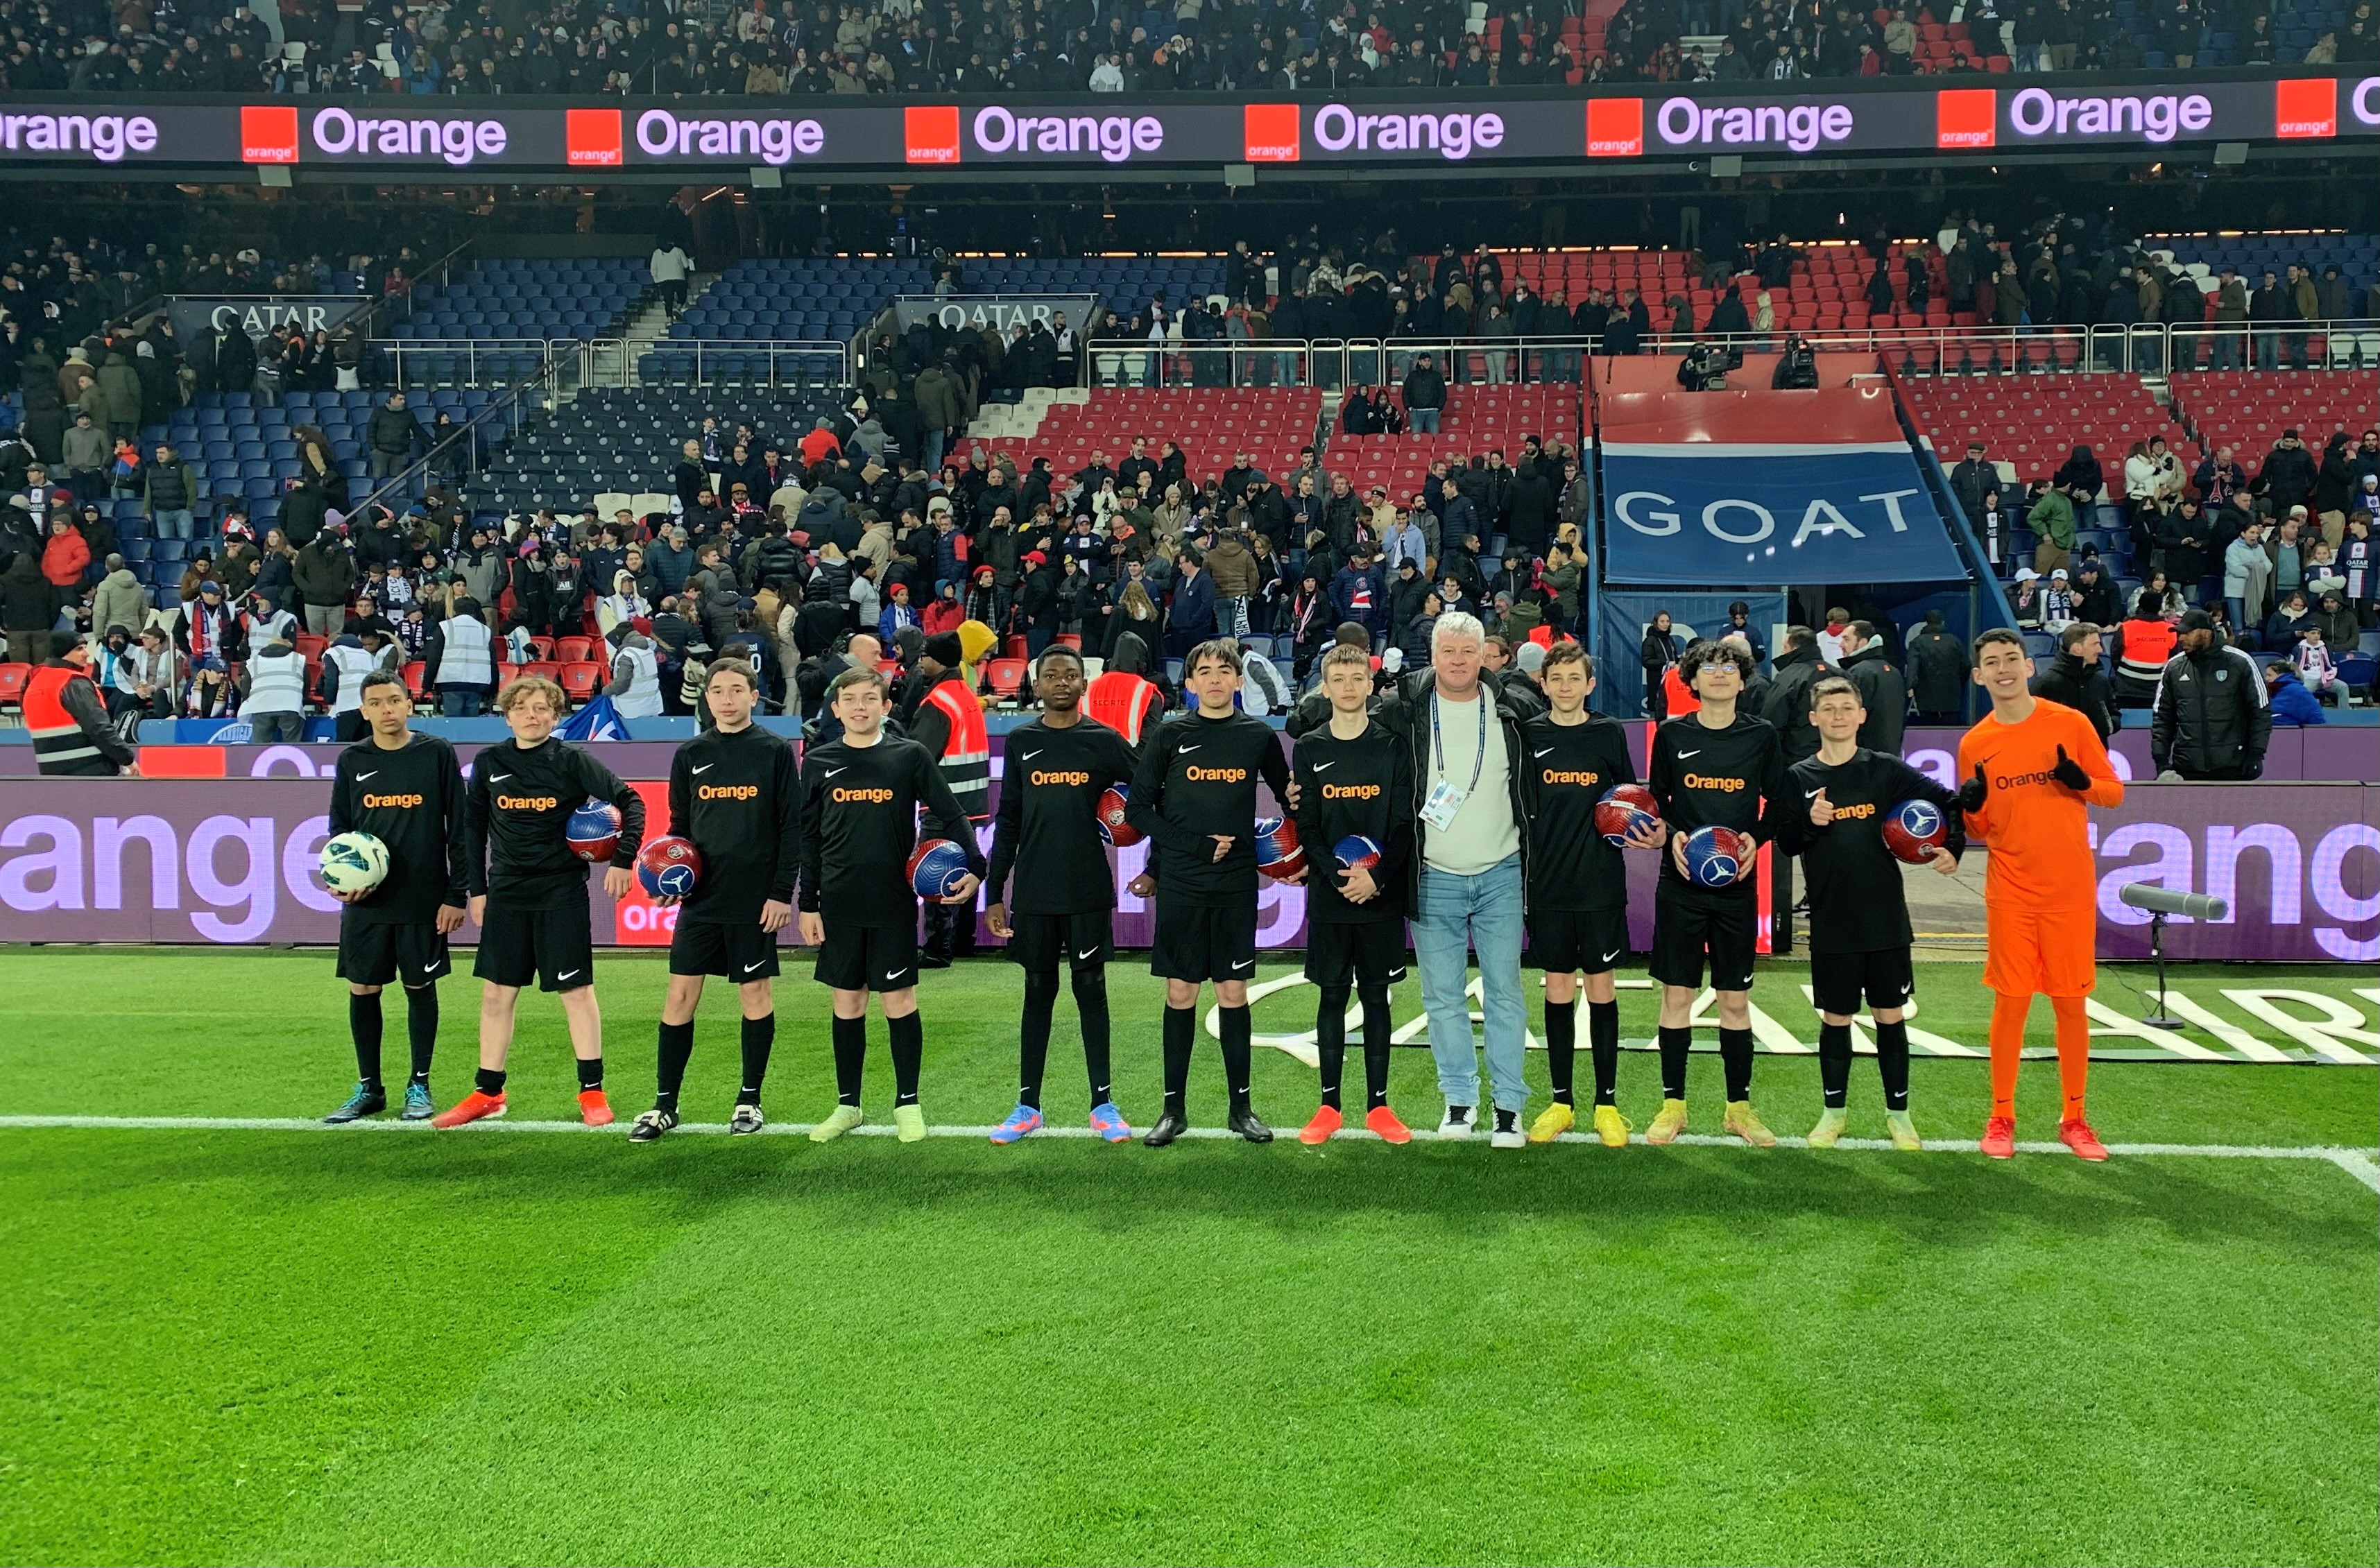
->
xmin=1955 ymin=628 xmax=2125 ymax=1162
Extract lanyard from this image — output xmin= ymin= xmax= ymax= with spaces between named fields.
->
xmin=1430 ymin=690 xmax=1487 ymax=798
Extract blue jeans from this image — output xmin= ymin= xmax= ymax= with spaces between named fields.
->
xmin=440 ymin=688 xmax=485 ymax=717
xmin=153 ymin=508 xmax=194 ymax=540
xmin=1412 ymin=853 xmax=1528 ymax=1114
xmin=1409 ymin=407 xmax=1441 ymax=435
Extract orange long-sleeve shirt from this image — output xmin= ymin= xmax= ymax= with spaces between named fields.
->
xmin=1957 ymin=698 xmax=2123 ymax=911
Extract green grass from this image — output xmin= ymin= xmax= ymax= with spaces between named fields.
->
xmin=1 ymin=949 xmax=2374 ymax=1566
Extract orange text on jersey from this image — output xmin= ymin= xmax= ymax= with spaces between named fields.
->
xmin=361 ymin=792 xmax=424 ymax=809
xmin=831 ymin=786 xmax=896 ymax=804
xmin=697 ymin=783 xmax=760 ymax=800
xmin=1320 ymin=782 xmax=1381 ymax=799
xmin=1539 ymin=769 xmax=1602 ymax=787
xmin=1681 ymin=773 xmax=1746 ymax=791
xmin=1185 ymin=765 xmax=1248 ymax=782
xmin=1030 ymin=769 xmax=1091 ymax=786
xmin=495 ymin=793 xmax=558 ymax=811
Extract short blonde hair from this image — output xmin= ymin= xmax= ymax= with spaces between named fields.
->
xmin=497 ymin=674 xmax=567 ymax=714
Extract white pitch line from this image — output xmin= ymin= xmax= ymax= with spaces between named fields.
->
xmin=0 ymin=1114 xmax=2374 ymax=1182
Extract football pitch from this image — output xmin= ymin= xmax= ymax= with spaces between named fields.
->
xmin=1 ymin=948 xmax=2374 ymax=1567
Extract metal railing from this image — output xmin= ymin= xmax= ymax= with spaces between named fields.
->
xmin=343 ymin=350 xmax=567 ymax=524
xmin=592 ymin=337 xmax=856 ymax=390
xmin=372 ymin=338 xmax=561 ymax=390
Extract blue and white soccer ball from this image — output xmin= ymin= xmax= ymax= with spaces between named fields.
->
xmin=908 ymin=837 xmax=973 ymax=899
xmin=1681 ymin=825 xmax=1756 ymax=889
xmin=319 ymin=831 xmax=390 ymax=895
xmin=565 ymin=798 xmax=623 ymax=863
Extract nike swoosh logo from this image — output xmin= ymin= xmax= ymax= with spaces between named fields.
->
xmin=1604 ymin=949 xmax=1621 ymax=963
xmin=884 ymin=969 xmax=909 ymax=981
xmin=824 ymin=767 xmax=846 ymax=778
xmin=357 ymin=770 xmax=377 ymax=781
xmin=1804 ymin=788 xmax=1822 ymax=798
xmin=1179 ymin=744 xmax=1201 ymax=754
xmin=1020 ymin=750 xmax=1041 ymax=761
xmin=1231 ymin=958 xmax=1253 ymax=971
xmin=1077 ymin=947 xmax=1098 ymax=960
xmin=1677 ymin=750 xmax=1702 ymax=759
xmin=693 ymin=764 xmax=713 ymax=774
xmin=490 ymin=773 xmax=512 ymax=783
xmin=556 ymin=968 xmax=581 ymax=981
xmin=1533 ymin=748 xmax=1554 ymax=759
xmin=1312 ymin=760 xmax=1335 ymax=770
xmin=743 ymin=960 xmax=767 ymax=974
xmin=424 ymin=958 xmax=443 ymax=973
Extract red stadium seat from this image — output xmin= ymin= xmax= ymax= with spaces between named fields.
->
xmin=986 ymin=657 xmax=1028 ymax=700
xmin=552 ymin=635 xmax=596 ymax=664
xmin=0 ymin=663 xmax=29 ymax=712
xmin=558 ymin=662 xmax=603 ymax=702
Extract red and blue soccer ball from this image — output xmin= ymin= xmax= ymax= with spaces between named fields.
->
xmin=636 ymin=835 xmax=703 ymax=898
xmin=1681 ymin=825 xmax=1757 ymax=889
xmin=565 ymin=798 xmax=622 ymax=863
xmin=908 ymin=837 xmax=973 ymax=899
xmin=1595 ymin=783 xmax=1661 ymax=847
xmin=1882 ymin=798 xmax=1949 ymax=865
xmin=1334 ymin=834 xmax=1382 ymax=871
xmin=1095 ymin=784 xmax=1142 ymax=847
xmin=1254 ymin=816 xmax=1305 ymax=880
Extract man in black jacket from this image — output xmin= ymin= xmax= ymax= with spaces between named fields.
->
xmin=2151 ymin=609 xmax=2270 ymax=779
xmin=1838 ymin=621 xmax=1908 ymax=752
xmin=1400 ymin=354 xmax=1446 ymax=434
xmin=1758 ymin=626 xmax=1835 ymax=764
xmin=2030 ymin=621 xmax=2118 ymax=740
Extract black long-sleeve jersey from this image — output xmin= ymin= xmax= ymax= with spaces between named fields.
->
xmin=1781 ymin=747 xmax=1967 ymax=955
xmin=328 ymin=732 xmax=466 ymax=925
xmin=798 ymin=733 xmax=984 ymax=928
xmin=463 ymin=736 xmax=644 ymax=910
xmin=1647 ymin=709 xmax=1789 ymax=895
xmin=1520 ymin=711 xmax=1636 ymax=913
xmin=1292 ymin=718 xmax=1413 ymax=924
xmin=666 ymin=723 xmax=802 ymax=925
xmin=985 ymin=716 xmax=1141 ymax=916
xmin=1124 ymin=708 xmax=1293 ymax=908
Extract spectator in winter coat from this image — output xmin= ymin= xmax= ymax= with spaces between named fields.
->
xmin=2029 ymin=621 xmax=2118 ymax=740
xmin=2263 ymin=661 xmax=2327 ymax=725
xmin=40 ymin=516 xmax=90 ymax=589
xmin=1329 ymin=549 xmax=1389 ymax=644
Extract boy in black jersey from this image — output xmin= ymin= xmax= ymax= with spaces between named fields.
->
xmin=1643 ymin=639 xmax=1790 ymax=1147
xmin=983 ymin=645 xmax=1142 ymax=1144
xmin=438 ymin=674 xmax=645 ymax=1129
xmin=323 ymin=671 xmax=468 ymax=1125
xmin=1521 ymin=644 xmax=1657 ymax=1148
xmin=1290 ymin=643 xmax=1414 ymax=1145
xmin=797 ymin=666 xmax=983 ymax=1145
xmin=1781 ymin=676 xmax=1964 ymax=1151
xmin=631 ymin=660 xmax=802 ymax=1143
xmin=1124 ymin=637 xmax=1297 ymax=1146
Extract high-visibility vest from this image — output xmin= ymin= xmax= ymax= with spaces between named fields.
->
xmin=323 ymin=644 xmax=379 ymax=714
xmin=2117 ymin=618 xmax=2177 ymax=687
xmin=612 ymin=644 xmax=663 ymax=718
xmin=922 ymin=675 xmax=991 ymax=820
xmin=25 ymin=664 xmax=117 ymax=775
xmin=243 ymin=648 xmax=307 ymax=715
xmin=435 ymin=614 xmax=495 ymax=689
xmin=1084 ymin=670 xmax=1160 ymax=743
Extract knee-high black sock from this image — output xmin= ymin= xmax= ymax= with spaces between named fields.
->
xmin=1588 ymin=999 xmax=1621 ymax=1107
xmin=349 ymin=992 xmax=384 ymax=1091
xmin=1543 ymin=997 xmax=1576 ymax=1105
xmin=1876 ymin=1018 xmax=1911 ymax=1112
xmin=831 ymin=1015 xmax=866 ymax=1105
xmin=575 ymin=1054 xmax=605 ymax=1092
xmin=738 ymin=1013 xmax=774 ymax=1105
xmin=1072 ymin=967 xmax=1112 ymax=1108
xmin=404 ymin=986 xmax=438 ymax=1085
xmin=1315 ymin=984 xmax=1351 ymax=1109
xmin=1018 ymin=968 xmax=1060 ymax=1110
xmin=888 ymin=1012 xmax=924 ymax=1106
xmin=654 ymin=1019 xmax=696 ymax=1111
xmin=1219 ymin=1005 xmax=1253 ymax=1114
xmin=1719 ymin=1026 xmax=1754 ymax=1102
xmin=1359 ymin=985 xmax=1394 ymax=1110
xmin=1658 ymin=1024 xmax=1692 ymax=1100
xmin=1161 ymin=1005 xmax=1195 ymax=1117
xmin=1817 ymin=1021 xmax=1854 ymax=1109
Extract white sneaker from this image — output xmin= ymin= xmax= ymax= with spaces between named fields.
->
xmin=1490 ymin=1109 xmax=1525 ymax=1150
xmin=1438 ymin=1104 xmax=1474 ymax=1140
xmin=728 ymin=1103 xmax=765 ymax=1135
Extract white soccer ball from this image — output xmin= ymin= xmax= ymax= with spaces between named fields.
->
xmin=319 ymin=832 xmax=391 ymax=895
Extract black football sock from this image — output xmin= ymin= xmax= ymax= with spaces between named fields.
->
xmin=474 ymin=1067 xmax=507 ymax=1098
xmin=1876 ymin=1018 xmax=1912 ymax=1112
xmin=737 ymin=1013 xmax=774 ymax=1105
xmin=889 ymin=1012 xmax=924 ymax=1107
xmin=831 ymin=1015 xmax=866 ymax=1106
xmin=1817 ymin=1021 xmax=1854 ymax=1109
xmin=575 ymin=1054 xmax=605 ymax=1092
xmin=1588 ymin=999 xmax=1621 ymax=1107
xmin=1161 ymin=1004 xmax=1195 ymax=1118
xmin=1657 ymin=1024 xmax=1692 ymax=1100
xmin=1543 ymin=995 xmax=1576 ymax=1105
xmin=654 ymin=1019 xmax=696 ymax=1112
xmin=404 ymin=985 xmax=438 ymax=1085
xmin=1719 ymin=1026 xmax=1754 ymax=1102
xmin=1359 ymin=985 xmax=1394 ymax=1110
xmin=348 ymin=992 xmax=384 ymax=1092
xmin=1018 ymin=968 xmax=1060 ymax=1111
xmin=1072 ymin=966 xmax=1113 ymax=1108
xmin=1219 ymin=1005 xmax=1254 ymax=1114
xmin=1315 ymin=984 xmax=1351 ymax=1110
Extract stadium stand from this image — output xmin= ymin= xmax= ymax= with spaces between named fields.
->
xmin=464 ymin=385 xmax=853 ymax=517
xmin=984 ymin=388 xmax=1326 ymax=491
xmin=382 ymin=258 xmax=652 ymax=386
xmin=1329 ymin=386 xmax=1585 ymax=498
xmin=2167 ymin=371 xmax=2380 ymax=456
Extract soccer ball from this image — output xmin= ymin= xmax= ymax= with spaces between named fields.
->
xmin=1333 ymin=834 xmax=1382 ymax=870
xmin=636 ymin=835 xmax=703 ymax=898
xmin=908 ymin=837 xmax=973 ymax=899
xmin=1255 ymin=816 xmax=1305 ymax=881
xmin=1882 ymin=798 xmax=1949 ymax=865
xmin=565 ymin=798 xmax=623 ymax=863
xmin=1681 ymin=825 xmax=1756 ymax=889
xmin=1095 ymin=784 xmax=1142 ymax=847
xmin=1595 ymin=783 xmax=1661 ymax=847
xmin=318 ymin=832 xmax=389 ymax=895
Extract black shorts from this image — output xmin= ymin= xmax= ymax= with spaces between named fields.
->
xmin=814 ymin=921 xmax=919 ymax=992
xmin=337 ymin=917 xmax=452 ymax=989
xmin=1006 ymin=909 xmax=1114 ymax=972
xmin=1528 ymin=906 xmax=1630 ymax=976
xmin=670 ymin=915 xmax=782 ymax=980
xmin=1149 ymin=898 xmax=1259 ymax=983
xmin=1648 ymin=885 xmax=1757 ymax=992
xmin=1304 ymin=916 xmax=1407 ymax=988
xmin=1810 ymin=946 xmax=1917 ymax=1016
xmin=472 ymin=902 xmax=595 ymax=992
